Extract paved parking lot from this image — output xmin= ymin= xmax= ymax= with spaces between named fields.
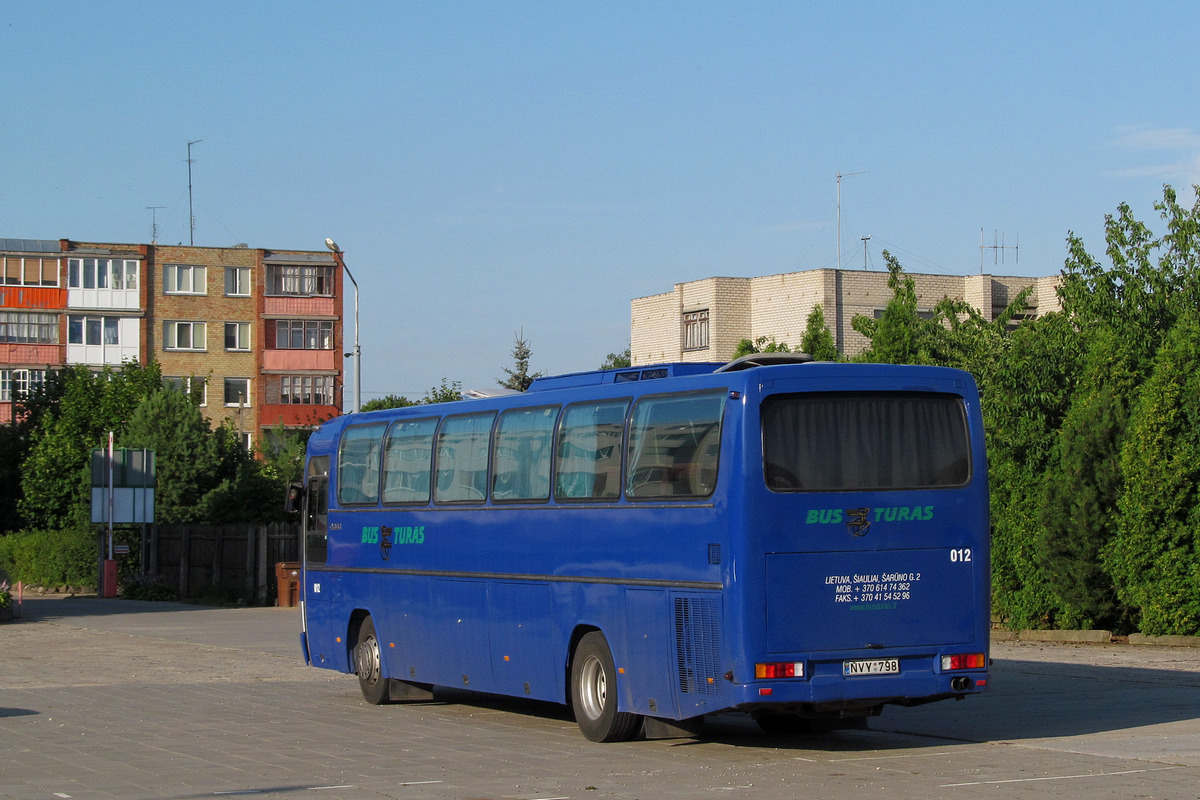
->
xmin=5 ymin=595 xmax=1200 ymax=799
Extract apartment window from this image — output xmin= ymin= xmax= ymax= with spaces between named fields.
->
xmin=164 ymin=376 xmax=207 ymax=405
xmin=224 ymin=377 xmax=251 ymax=406
xmin=164 ymin=321 xmax=207 ymax=351
xmin=225 ymin=267 xmax=252 ymax=296
xmin=271 ymin=319 xmax=333 ymax=350
xmin=266 ymin=264 xmax=335 ymax=297
xmin=683 ymin=309 xmax=710 ymax=351
xmin=0 ymin=369 xmax=46 ymax=402
xmin=68 ymin=315 xmax=119 ymax=345
xmin=4 ymin=256 xmax=59 ymax=287
xmin=68 ymin=258 xmax=137 ymax=291
xmin=274 ymin=375 xmax=335 ymax=405
xmin=164 ymin=263 xmax=207 ymax=294
xmin=0 ymin=312 xmax=57 ymax=344
xmin=224 ymin=322 xmax=251 ymax=351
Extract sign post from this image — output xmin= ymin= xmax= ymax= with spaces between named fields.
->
xmin=90 ymin=444 xmax=156 ymax=598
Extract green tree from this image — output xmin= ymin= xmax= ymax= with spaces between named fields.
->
xmin=423 ymin=379 xmax=462 ymax=404
xmin=599 ymin=346 xmax=632 ymax=370
xmin=1104 ymin=314 xmax=1200 ymax=634
xmin=120 ymin=386 xmax=223 ymax=524
xmin=799 ymin=304 xmax=839 ymax=361
xmin=731 ymin=336 xmax=790 ymax=360
xmin=499 ymin=330 xmax=545 ymax=392
xmin=19 ymin=361 xmax=163 ymax=530
xmin=362 ymin=394 xmax=417 ymax=412
xmin=1037 ymin=326 xmax=1138 ymax=629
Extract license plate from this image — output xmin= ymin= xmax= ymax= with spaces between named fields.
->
xmin=843 ymin=658 xmax=900 ymax=676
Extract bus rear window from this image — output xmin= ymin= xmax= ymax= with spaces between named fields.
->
xmin=762 ymin=393 xmax=970 ymax=492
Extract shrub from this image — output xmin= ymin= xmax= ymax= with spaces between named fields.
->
xmin=120 ymin=573 xmax=177 ymax=602
xmin=0 ymin=528 xmax=97 ymax=588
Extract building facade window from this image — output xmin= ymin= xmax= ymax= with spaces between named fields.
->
xmin=683 ymin=309 xmax=710 ymax=351
xmin=164 ymin=376 xmax=207 ymax=405
xmin=266 ymin=264 xmax=334 ymax=297
xmin=224 ymin=377 xmax=251 ymax=406
xmin=0 ymin=312 xmax=58 ymax=344
xmin=271 ymin=319 xmax=333 ymax=350
xmin=224 ymin=267 xmax=251 ymax=296
xmin=0 ymin=369 xmax=46 ymax=402
xmin=271 ymin=374 xmax=335 ymax=405
xmin=163 ymin=321 xmax=207 ymax=351
xmin=68 ymin=258 xmax=137 ymax=290
xmin=224 ymin=322 xmax=251 ymax=351
xmin=5 ymin=256 xmax=60 ymax=287
xmin=164 ymin=263 xmax=207 ymax=294
xmin=68 ymin=315 xmax=119 ymax=346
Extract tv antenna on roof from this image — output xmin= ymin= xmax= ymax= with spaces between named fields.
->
xmin=146 ymin=206 xmax=165 ymax=244
xmin=836 ymin=170 xmax=869 ymax=269
xmin=186 ymin=140 xmax=202 ymax=245
xmin=979 ymin=229 xmax=1018 ymax=274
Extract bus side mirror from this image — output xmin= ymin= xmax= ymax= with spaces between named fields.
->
xmin=284 ymin=481 xmax=303 ymax=514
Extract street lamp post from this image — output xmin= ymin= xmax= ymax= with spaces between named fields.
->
xmin=324 ymin=238 xmax=361 ymax=414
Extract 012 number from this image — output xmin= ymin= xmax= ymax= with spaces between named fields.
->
xmin=950 ymin=548 xmax=972 ymax=563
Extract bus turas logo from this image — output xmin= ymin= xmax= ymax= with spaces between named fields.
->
xmin=805 ymin=506 xmax=936 ymax=534
xmin=846 ymin=507 xmax=871 ymax=536
xmin=362 ymin=525 xmax=426 ymax=560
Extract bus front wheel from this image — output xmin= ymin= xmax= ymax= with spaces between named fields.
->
xmin=354 ymin=616 xmax=389 ymax=705
xmin=571 ymin=632 xmax=641 ymax=742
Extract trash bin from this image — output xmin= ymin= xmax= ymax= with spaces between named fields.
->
xmin=275 ymin=562 xmax=301 ymax=607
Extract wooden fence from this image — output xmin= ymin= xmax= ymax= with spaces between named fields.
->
xmin=142 ymin=522 xmax=301 ymax=603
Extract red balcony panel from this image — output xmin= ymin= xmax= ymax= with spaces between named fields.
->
xmin=0 ymin=286 xmax=66 ymax=310
xmin=263 ymin=296 xmax=337 ymax=317
xmin=260 ymin=404 xmax=340 ymax=427
xmin=0 ymin=343 xmax=63 ymax=365
xmin=262 ymin=350 xmax=337 ymax=371
xmin=0 ymin=404 xmax=12 ymax=424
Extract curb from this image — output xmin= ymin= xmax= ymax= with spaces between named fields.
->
xmin=992 ymin=629 xmax=1200 ymax=647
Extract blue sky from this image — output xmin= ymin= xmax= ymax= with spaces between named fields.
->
xmin=3 ymin=2 xmax=1199 ymax=401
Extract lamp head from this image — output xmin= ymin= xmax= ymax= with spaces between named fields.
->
xmin=324 ymin=238 xmax=340 ymax=253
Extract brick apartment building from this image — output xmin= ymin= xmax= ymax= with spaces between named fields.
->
xmin=631 ymin=267 xmax=1063 ymax=365
xmin=0 ymin=237 xmax=344 ymax=447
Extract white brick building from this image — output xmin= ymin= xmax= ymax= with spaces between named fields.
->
xmin=631 ymin=268 xmax=1062 ymax=364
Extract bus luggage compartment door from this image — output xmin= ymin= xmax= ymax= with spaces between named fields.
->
xmin=765 ymin=549 xmax=976 ymax=653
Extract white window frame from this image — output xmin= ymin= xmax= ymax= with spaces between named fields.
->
xmin=224 ymin=377 xmax=251 ymax=407
xmin=68 ymin=315 xmax=120 ymax=346
xmin=224 ymin=266 xmax=251 ymax=296
xmin=164 ymin=321 xmax=207 ymax=351
xmin=164 ymin=263 xmax=207 ymax=295
xmin=0 ymin=368 xmax=46 ymax=402
xmin=224 ymin=322 xmax=251 ymax=351
xmin=165 ymin=376 xmax=208 ymax=406
xmin=5 ymin=256 xmax=60 ymax=287
xmin=683 ymin=309 xmax=710 ymax=351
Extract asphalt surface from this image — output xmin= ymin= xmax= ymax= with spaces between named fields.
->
xmin=5 ymin=594 xmax=1200 ymax=799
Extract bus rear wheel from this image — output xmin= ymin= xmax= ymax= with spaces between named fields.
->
xmin=571 ymin=632 xmax=641 ymax=742
xmin=354 ymin=616 xmax=390 ymax=705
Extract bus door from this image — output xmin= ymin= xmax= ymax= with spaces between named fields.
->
xmin=301 ymin=456 xmax=336 ymax=664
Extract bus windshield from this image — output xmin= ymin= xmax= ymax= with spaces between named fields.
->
xmin=762 ymin=392 xmax=970 ymax=492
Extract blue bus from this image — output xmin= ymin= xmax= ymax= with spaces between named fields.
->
xmin=293 ymin=354 xmax=990 ymax=741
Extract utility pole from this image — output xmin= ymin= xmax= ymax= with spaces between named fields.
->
xmin=187 ymin=140 xmax=202 ymax=245
xmin=861 ymin=234 xmax=871 ymax=270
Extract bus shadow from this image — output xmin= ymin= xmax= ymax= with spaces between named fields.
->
xmin=417 ymin=655 xmax=1200 ymax=749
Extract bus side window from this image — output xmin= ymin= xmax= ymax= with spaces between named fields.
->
xmin=492 ymin=406 xmax=558 ymax=502
xmin=434 ymin=412 xmax=496 ymax=503
xmin=382 ymin=417 xmax=437 ymax=504
xmin=337 ymin=423 xmax=387 ymax=505
xmin=627 ymin=391 xmax=726 ymax=499
xmin=555 ymin=400 xmax=629 ymax=501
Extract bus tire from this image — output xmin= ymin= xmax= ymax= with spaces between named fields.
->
xmin=571 ymin=631 xmax=641 ymax=742
xmin=354 ymin=616 xmax=389 ymax=705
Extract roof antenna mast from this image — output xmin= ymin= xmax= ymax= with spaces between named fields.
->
xmin=836 ymin=170 xmax=869 ymax=269
xmin=146 ymin=206 xmax=166 ymax=244
xmin=979 ymin=229 xmax=1019 ymax=274
xmin=187 ymin=140 xmax=202 ymax=246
